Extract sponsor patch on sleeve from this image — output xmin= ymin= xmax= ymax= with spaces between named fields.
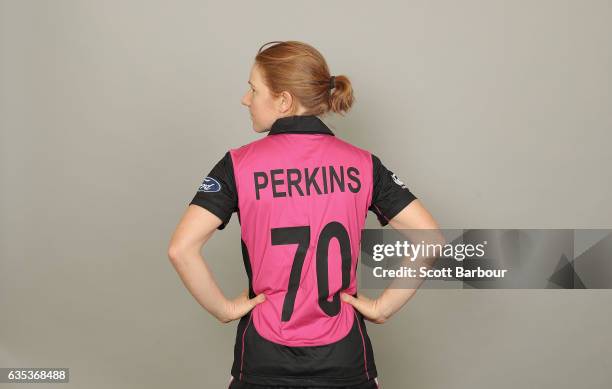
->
xmin=391 ymin=172 xmax=408 ymax=189
xmin=197 ymin=176 xmax=221 ymax=192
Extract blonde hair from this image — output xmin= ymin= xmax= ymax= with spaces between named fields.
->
xmin=255 ymin=41 xmax=354 ymax=116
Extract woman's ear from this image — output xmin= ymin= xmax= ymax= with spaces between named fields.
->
xmin=278 ymin=91 xmax=294 ymax=114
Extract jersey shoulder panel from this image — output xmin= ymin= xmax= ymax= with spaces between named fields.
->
xmin=188 ymin=150 xmax=238 ymax=230
xmin=368 ymin=153 xmax=418 ymax=226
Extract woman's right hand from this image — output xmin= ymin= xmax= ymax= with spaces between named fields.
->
xmin=218 ymin=288 xmax=266 ymax=323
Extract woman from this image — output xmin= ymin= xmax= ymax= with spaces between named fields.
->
xmin=168 ymin=41 xmax=440 ymax=388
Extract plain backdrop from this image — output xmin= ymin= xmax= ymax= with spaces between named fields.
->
xmin=1 ymin=1 xmax=611 ymax=388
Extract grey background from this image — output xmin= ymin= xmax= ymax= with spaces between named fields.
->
xmin=1 ymin=0 xmax=610 ymax=388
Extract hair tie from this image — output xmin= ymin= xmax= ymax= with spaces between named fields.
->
xmin=329 ymin=76 xmax=336 ymax=90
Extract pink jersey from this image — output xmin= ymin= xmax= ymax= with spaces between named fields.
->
xmin=231 ymin=121 xmax=373 ymax=347
xmin=189 ymin=115 xmax=417 ymax=387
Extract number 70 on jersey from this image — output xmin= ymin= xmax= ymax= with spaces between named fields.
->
xmin=271 ymin=221 xmax=352 ymax=322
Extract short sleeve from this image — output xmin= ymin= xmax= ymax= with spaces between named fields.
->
xmin=368 ymin=154 xmax=417 ymax=226
xmin=189 ymin=151 xmax=238 ymax=230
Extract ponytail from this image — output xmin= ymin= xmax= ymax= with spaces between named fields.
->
xmin=328 ymin=74 xmax=354 ymax=116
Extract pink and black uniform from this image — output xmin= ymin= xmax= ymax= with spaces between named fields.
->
xmin=189 ymin=115 xmax=417 ymax=388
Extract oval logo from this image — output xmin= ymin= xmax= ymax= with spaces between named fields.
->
xmin=391 ymin=173 xmax=408 ymax=189
xmin=198 ymin=176 xmax=221 ymax=192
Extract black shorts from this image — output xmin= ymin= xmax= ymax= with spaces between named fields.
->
xmin=228 ymin=376 xmax=379 ymax=389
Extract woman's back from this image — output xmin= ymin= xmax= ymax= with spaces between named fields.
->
xmin=189 ymin=114 xmax=417 ymax=386
xmin=232 ymin=115 xmax=372 ymax=346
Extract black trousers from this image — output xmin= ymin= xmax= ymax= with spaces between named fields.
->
xmin=228 ymin=377 xmax=379 ymax=389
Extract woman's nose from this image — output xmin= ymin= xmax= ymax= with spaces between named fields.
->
xmin=241 ymin=92 xmax=250 ymax=107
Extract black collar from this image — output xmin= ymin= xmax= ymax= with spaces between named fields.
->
xmin=267 ymin=115 xmax=335 ymax=136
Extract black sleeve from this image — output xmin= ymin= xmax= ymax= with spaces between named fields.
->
xmin=189 ymin=151 xmax=238 ymax=230
xmin=368 ymin=154 xmax=418 ymax=226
